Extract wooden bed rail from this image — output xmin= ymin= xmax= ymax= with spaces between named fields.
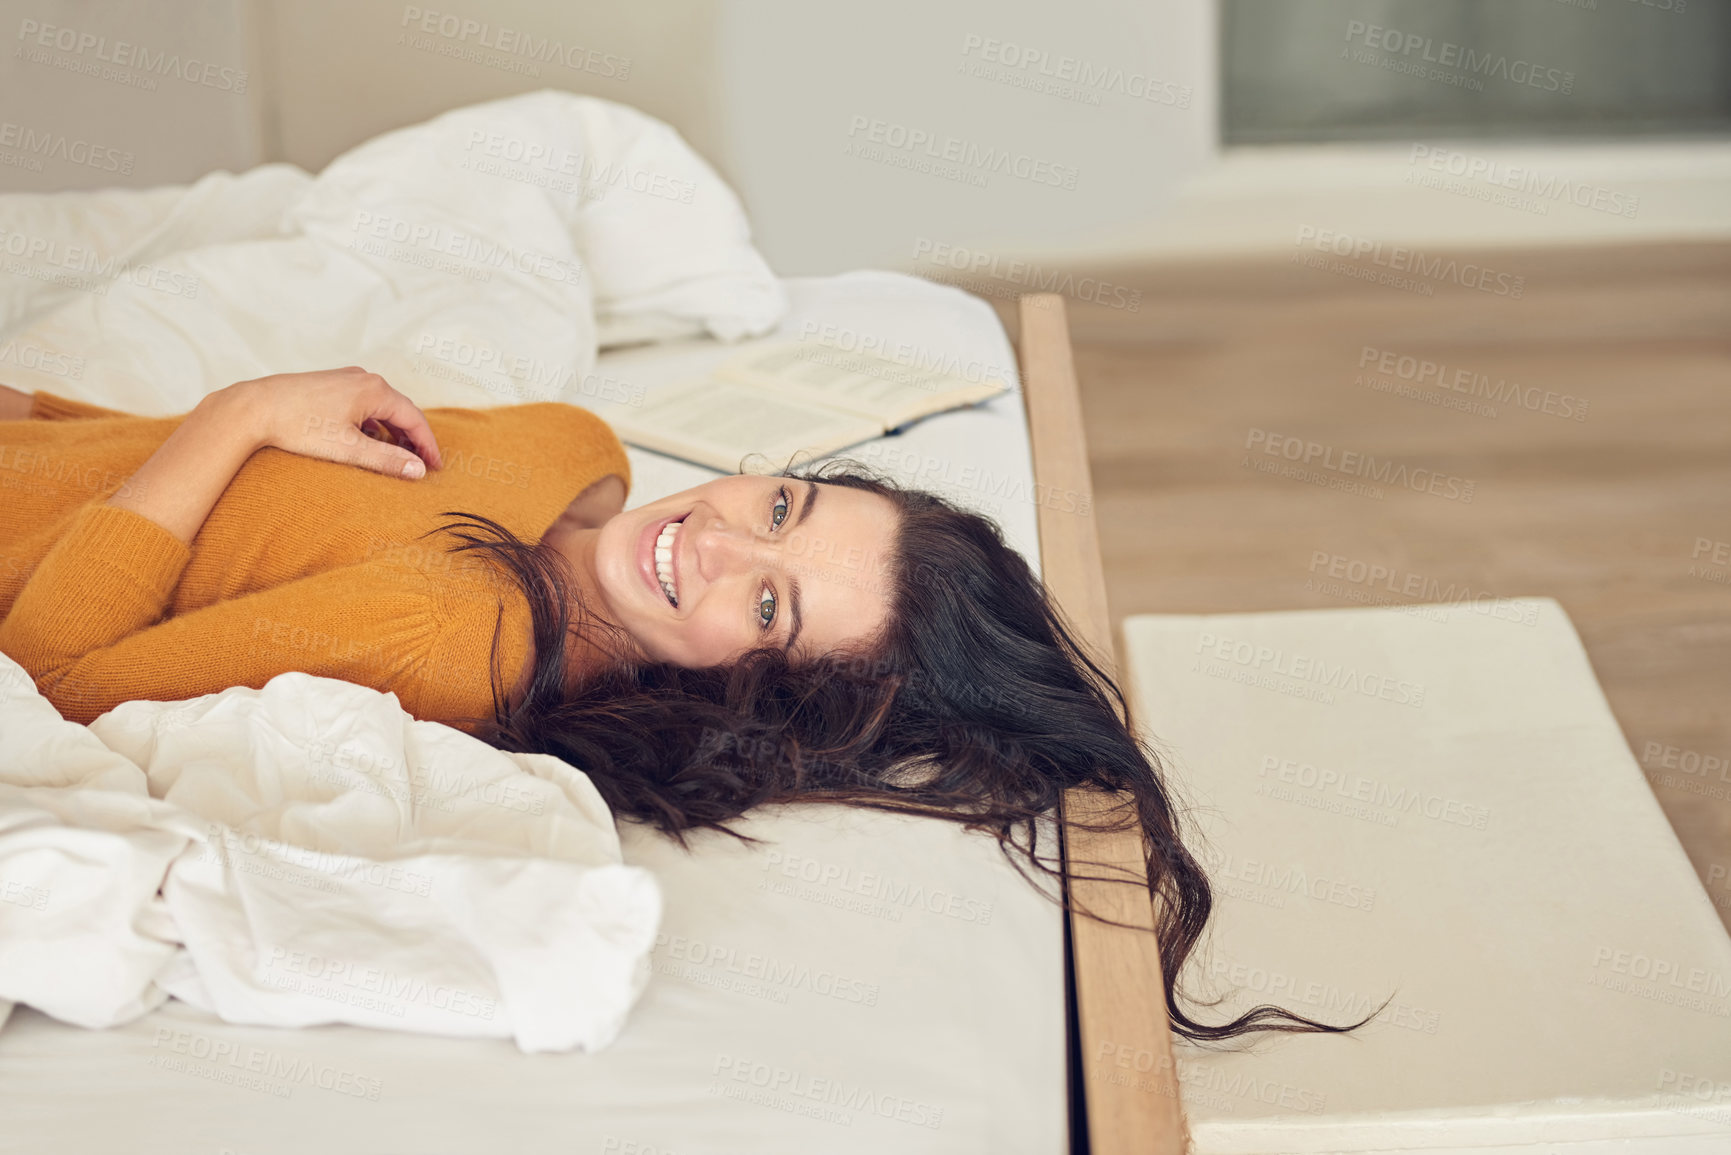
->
xmin=1016 ymin=293 xmax=1190 ymax=1154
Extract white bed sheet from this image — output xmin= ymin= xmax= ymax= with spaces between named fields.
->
xmin=0 ymin=272 xmax=1068 ymax=1155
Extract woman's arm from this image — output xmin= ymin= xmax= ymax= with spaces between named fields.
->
xmin=105 ymin=366 xmax=442 ymax=545
xmin=27 ymin=391 xmax=139 ymax=420
xmin=0 ymin=390 xmax=265 ymax=680
xmin=103 ymin=387 xmax=266 ymax=544
xmin=2 ymin=383 xmax=162 ymax=421
xmin=0 ymin=367 xmax=445 ymax=698
xmin=0 ymin=384 xmax=33 ymax=420
xmin=1 ymin=553 xmax=503 ymax=727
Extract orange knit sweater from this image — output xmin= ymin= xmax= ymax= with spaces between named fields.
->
xmin=0 ymin=389 xmax=631 ymax=731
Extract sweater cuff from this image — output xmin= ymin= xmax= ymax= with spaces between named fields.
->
xmin=75 ymin=503 xmax=194 ymax=603
xmin=31 ymin=391 xmax=79 ymax=420
xmin=0 ymin=502 xmax=192 ymax=675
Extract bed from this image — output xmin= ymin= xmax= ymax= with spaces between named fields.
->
xmin=0 ymin=264 xmax=1188 ymax=1152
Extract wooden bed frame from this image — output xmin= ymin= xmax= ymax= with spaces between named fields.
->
xmin=1015 ymin=293 xmax=1190 ymax=1154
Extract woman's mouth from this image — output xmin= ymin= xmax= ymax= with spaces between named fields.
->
xmin=653 ymin=515 xmax=686 ymax=607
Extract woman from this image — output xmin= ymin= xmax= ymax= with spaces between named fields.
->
xmin=0 ymin=369 xmax=1378 ymax=1045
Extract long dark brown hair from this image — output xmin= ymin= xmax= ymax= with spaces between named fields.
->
xmin=425 ymin=460 xmax=1385 ymax=1045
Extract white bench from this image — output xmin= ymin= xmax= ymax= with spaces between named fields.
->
xmin=1122 ymin=598 xmax=1731 ymax=1154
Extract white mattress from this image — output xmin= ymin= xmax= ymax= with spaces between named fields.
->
xmin=1121 ymin=599 xmax=1731 ymax=1155
xmin=0 ymin=273 xmax=1067 ymax=1153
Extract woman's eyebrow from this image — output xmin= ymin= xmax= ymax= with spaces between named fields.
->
xmin=797 ymin=478 xmax=819 ymax=528
xmin=785 ymin=574 xmax=803 ymax=655
xmin=783 ymin=481 xmax=818 ymax=654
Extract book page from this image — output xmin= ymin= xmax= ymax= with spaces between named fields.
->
xmin=605 ymin=379 xmax=886 ymax=473
xmin=715 ymin=341 xmax=1008 ymax=427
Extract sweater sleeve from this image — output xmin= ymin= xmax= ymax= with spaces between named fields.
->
xmin=29 ymin=390 xmax=136 ymax=421
xmin=0 ymin=503 xmax=191 ymax=674
xmin=0 ymin=503 xmax=520 ymax=727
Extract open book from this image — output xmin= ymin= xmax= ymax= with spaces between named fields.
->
xmin=604 ymin=339 xmax=1011 ymax=472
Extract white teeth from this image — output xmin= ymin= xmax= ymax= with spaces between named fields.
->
xmin=654 ymin=519 xmax=683 ymax=605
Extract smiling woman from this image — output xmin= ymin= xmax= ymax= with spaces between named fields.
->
xmin=437 ymin=450 xmax=1387 ymax=1049
xmin=540 ymin=473 xmax=899 ymax=670
xmin=0 ymin=374 xmax=1375 ymax=1048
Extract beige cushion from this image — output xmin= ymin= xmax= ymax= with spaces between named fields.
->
xmin=1122 ymin=598 xmax=1731 ymax=1154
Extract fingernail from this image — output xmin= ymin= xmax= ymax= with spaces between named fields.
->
xmin=401 ymin=458 xmax=425 ymax=479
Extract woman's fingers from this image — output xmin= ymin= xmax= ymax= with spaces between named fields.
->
xmin=348 ymin=432 xmax=428 ymax=479
xmin=238 ymin=366 xmax=445 ymax=480
xmin=362 ymin=387 xmax=443 ymax=472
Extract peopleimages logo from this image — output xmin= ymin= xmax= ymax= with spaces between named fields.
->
xmin=398 ymin=6 xmax=630 ymax=79
xmin=1246 ymin=428 xmax=1477 ymax=504
xmin=1194 ymin=632 xmax=1428 ymax=709
xmin=1342 ymin=19 xmax=1574 ymax=94
xmin=0 ymin=338 xmax=84 ymax=380
xmin=1590 ymin=946 xmax=1731 ymax=1004
xmin=0 ymin=121 xmax=133 ymax=174
xmin=958 ymin=34 xmax=1192 ymax=109
xmin=15 ymin=19 xmax=248 ymax=91
xmin=0 ymin=878 xmax=49 ymax=910
xmin=1407 ymin=145 xmax=1639 ymax=220
xmin=151 ymin=1027 xmax=382 ymax=1100
xmin=795 ymin=320 xmax=1017 ymax=391
xmin=711 ymin=1054 xmax=945 ymax=1130
xmin=760 ymin=849 xmax=994 ymax=925
xmin=1294 ymin=227 xmax=1525 ymax=298
xmin=1201 ymin=847 xmax=1378 ymax=912
xmin=349 ymin=210 xmax=583 ymax=285
xmin=1257 ymin=754 xmax=1490 ymax=829
xmin=1306 ymin=550 xmax=1541 ymax=628
xmin=912 ymin=238 xmax=1141 ymax=311
xmin=0 ymin=227 xmax=201 ymax=300
xmin=1357 ymin=345 xmax=1589 ymax=421
xmin=846 ymin=116 xmax=1079 ymax=189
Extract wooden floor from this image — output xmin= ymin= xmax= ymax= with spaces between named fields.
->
xmin=993 ymin=241 xmax=1731 ymax=934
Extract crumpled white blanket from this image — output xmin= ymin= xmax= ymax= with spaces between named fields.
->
xmin=0 ymin=88 xmax=786 ymax=411
xmin=0 ymin=649 xmax=662 ymax=1054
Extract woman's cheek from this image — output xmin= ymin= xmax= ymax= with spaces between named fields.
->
xmin=686 ymin=616 xmax=728 ymax=668
xmin=676 ymin=607 xmax=747 ymax=668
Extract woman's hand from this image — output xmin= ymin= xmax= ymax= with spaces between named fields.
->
xmin=102 ymin=367 xmax=443 ymax=545
xmin=219 ymin=366 xmax=444 ymax=479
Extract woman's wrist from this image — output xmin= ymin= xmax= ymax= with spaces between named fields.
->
xmin=105 ymin=391 xmax=268 ymax=544
xmin=193 ymin=381 xmax=273 ymax=454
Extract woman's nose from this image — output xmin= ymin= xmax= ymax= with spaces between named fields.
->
xmin=692 ymin=516 xmax=778 ymax=582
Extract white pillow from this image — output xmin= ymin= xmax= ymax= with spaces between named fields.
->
xmin=543 ymin=90 xmax=787 ymax=346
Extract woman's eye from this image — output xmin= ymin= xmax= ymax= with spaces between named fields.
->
xmin=770 ymin=486 xmax=790 ymax=530
xmin=758 ymin=585 xmax=777 ymax=631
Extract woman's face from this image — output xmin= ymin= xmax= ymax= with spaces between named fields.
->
xmin=589 ymin=475 xmax=898 ymax=667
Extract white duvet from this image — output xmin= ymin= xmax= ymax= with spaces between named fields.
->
xmin=0 ymin=90 xmax=791 ymax=1050
xmin=0 ymin=652 xmax=660 ymax=1053
xmin=0 ymin=88 xmax=785 ymax=411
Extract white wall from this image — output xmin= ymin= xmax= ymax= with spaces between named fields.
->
xmin=709 ymin=0 xmax=1215 ymax=274
xmin=1 ymin=0 xmax=1726 ymax=271
xmin=251 ymin=0 xmax=724 ymax=180
xmin=0 ymin=0 xmax=265 ymax=192
xmin=243 ymin=0 xmax=1220 ymax=275
xmin=0 ymin=0 xmax=1219 ymax=274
